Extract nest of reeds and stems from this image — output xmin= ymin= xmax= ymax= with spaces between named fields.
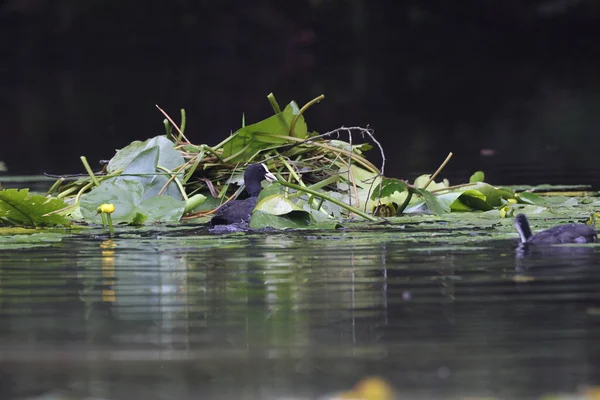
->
xmin=47 ymin=93 xmax=458 ymax=229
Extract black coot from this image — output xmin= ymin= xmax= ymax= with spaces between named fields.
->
xmin=210 ymin=163 xmax=277 ymax=226
xmin=514 ymin=213 xmax=598 ymax=245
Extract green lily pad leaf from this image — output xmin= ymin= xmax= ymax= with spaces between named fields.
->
xmin=370 ymin=178 xmax=408 ymax=200
xmin=122 ymin=146 xmax=183 ymax=200
xmin=497 ymin=186 xmax=516 ymax=199
xmin=469 ymin=171 xmax=485 ymax=183
xmin=80 ymin=179 xmax=143 ymax=223
xmin=436 ymin=192 xmax=464 ymax=210
xmin=413 ymin=174 xmax=449 ymax=191
xmin=437 ymin=190 xmax=493 ymax=211
xmin=107 ymin=140 xmax=146 ymax=173
xmin=80 ymin=178 xmax=185 ymax=225
xmin=108 ymin=135 xmax=184 ymax=173
xmin=256 ymin=181 xmax=285 ymax=200
xmin=250 ymin=210 xmax=312 ymax=229
xmin=255 ymin=194 xmax=306 ymax=216
xmin=413 ymin=188 xmax=450 ymax=215
xmin=122 ymin=146 xmax=159 ymax=176
xmin=456 ymin=189 xmax=494 ymax=211
xmin=454 ymin=182 xmax=512 ymax=207
xmin=517 ymin=192 xmax=547 ymax=205
xmin=221 ymin=102 xmax=308 ymax=162
xmin=0 ymin=189 xmax=69 ymax=227
xmin=139 ymin=196 xmax=185 ymax=223
xmin=0 ymin=231 xmax=66 ymax=250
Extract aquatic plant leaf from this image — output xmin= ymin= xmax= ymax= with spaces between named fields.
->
xmin=139 ymin=196 xmax=185 ymax=223
xmin=108 ymin=135 xmax=185 ymax=173
xmin=121 ymin=146 xmax=183 ymax=200
xmin=504 ymin=184 xmax=591 ymax=192
xmin=80 ymin=179 xmax=143 ymax=223
xmin=412 ymin=188 xmax=449 ymax=215
xmin=435 ymin=193 xmax=464 ymax=210
xmin=221 ymin=102 xmax=308 ymax=162
xmin=250 ymin=210 xmax=312 ymax=229
xmin=254 ymin=194 xmax=307 ymax=216
xmin=122 ymin=146 xmax=159 ymax=176
xmin=517 ymin=192 xmax=546 ymax=205
xmin=436 ymin=190 xmax=493 ymax=211
xmin=413 ymin=174 xmax=449 ymax=191
xmin=455 ymin=189 xmax=494 ymax=211
xmin=80 ymin=178 xmax=185 ymax=225
xmin=0 ymin=231 xmax=66 ymax=249
xmin=0 ymin=189 xmax=69 ymax=227
xmin=469 ymin=171 xmax=485 ymax=183
xmin=370 ymin=178 xmax=407 ymax=200
xmin=451 ymin=183 xmax=512 ymax=207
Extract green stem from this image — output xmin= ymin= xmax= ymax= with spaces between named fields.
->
xmin=47 ymin=178 xmax=65 ymax=196
xmin=396 ymin=190 xmax=414 ymax=215
xmin=56 ymin=186 xmax=79 ymax=199
xmin=106 ymin=214 xmax=115 ymax=236
xmin=183 ymin=150 xmax=205 ymax=184
xmin=163 ymin=119 xmax=173 ymax=139
xmin=289 ymin=94 xmax=324 ymax=137
xmin=276 ymin=180 xmax=377 ymax=222
xmin=179 ymin=109 xmax=187 ymax=138
xmin=156 ymin=165 xmax=188 ymax=200
xmin=267 ymin=93 xmax=282 ymax=114
xmin=80 ymin=156 xmax=100 ymax=187
xmin=287 ymin=175 xmax=340 ymax=199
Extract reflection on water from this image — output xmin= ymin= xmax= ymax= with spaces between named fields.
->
xmin=1 ymin=229 xmax=600 ymax=399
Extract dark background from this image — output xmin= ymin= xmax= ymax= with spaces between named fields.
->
xmin=1 ymin=0 xmax=600 ymax=187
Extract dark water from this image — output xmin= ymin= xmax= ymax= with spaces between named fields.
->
xmin=1 ymin=227 xmax=600 ymax=400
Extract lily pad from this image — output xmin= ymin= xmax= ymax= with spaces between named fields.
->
xmin=80 ymin=178 xmax=185 ymax=224
xmin=108 ymin=135 xmax=185 ymax=173
xmin=250 ymin=210 xmax=313 ymax=229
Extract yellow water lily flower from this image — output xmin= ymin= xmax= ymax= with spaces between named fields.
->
xmin=97 ymin=203 xmax=115 ymax=214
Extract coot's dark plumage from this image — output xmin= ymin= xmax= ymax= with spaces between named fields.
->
xmin=514 ymin=213 xmax=598 ymax=245
xmin=209 ymin=163 xmax=276 ymax=226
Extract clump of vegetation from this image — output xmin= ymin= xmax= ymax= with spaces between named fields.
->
xmin=0 ymin=93 xmax=596 ymax=231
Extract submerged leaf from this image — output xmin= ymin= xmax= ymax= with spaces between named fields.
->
xmin=0 ymin=189 xmax=69 ymax=227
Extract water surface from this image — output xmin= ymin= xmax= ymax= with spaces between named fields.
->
xmin=1 ymin=227 xmax=600 ymax=399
